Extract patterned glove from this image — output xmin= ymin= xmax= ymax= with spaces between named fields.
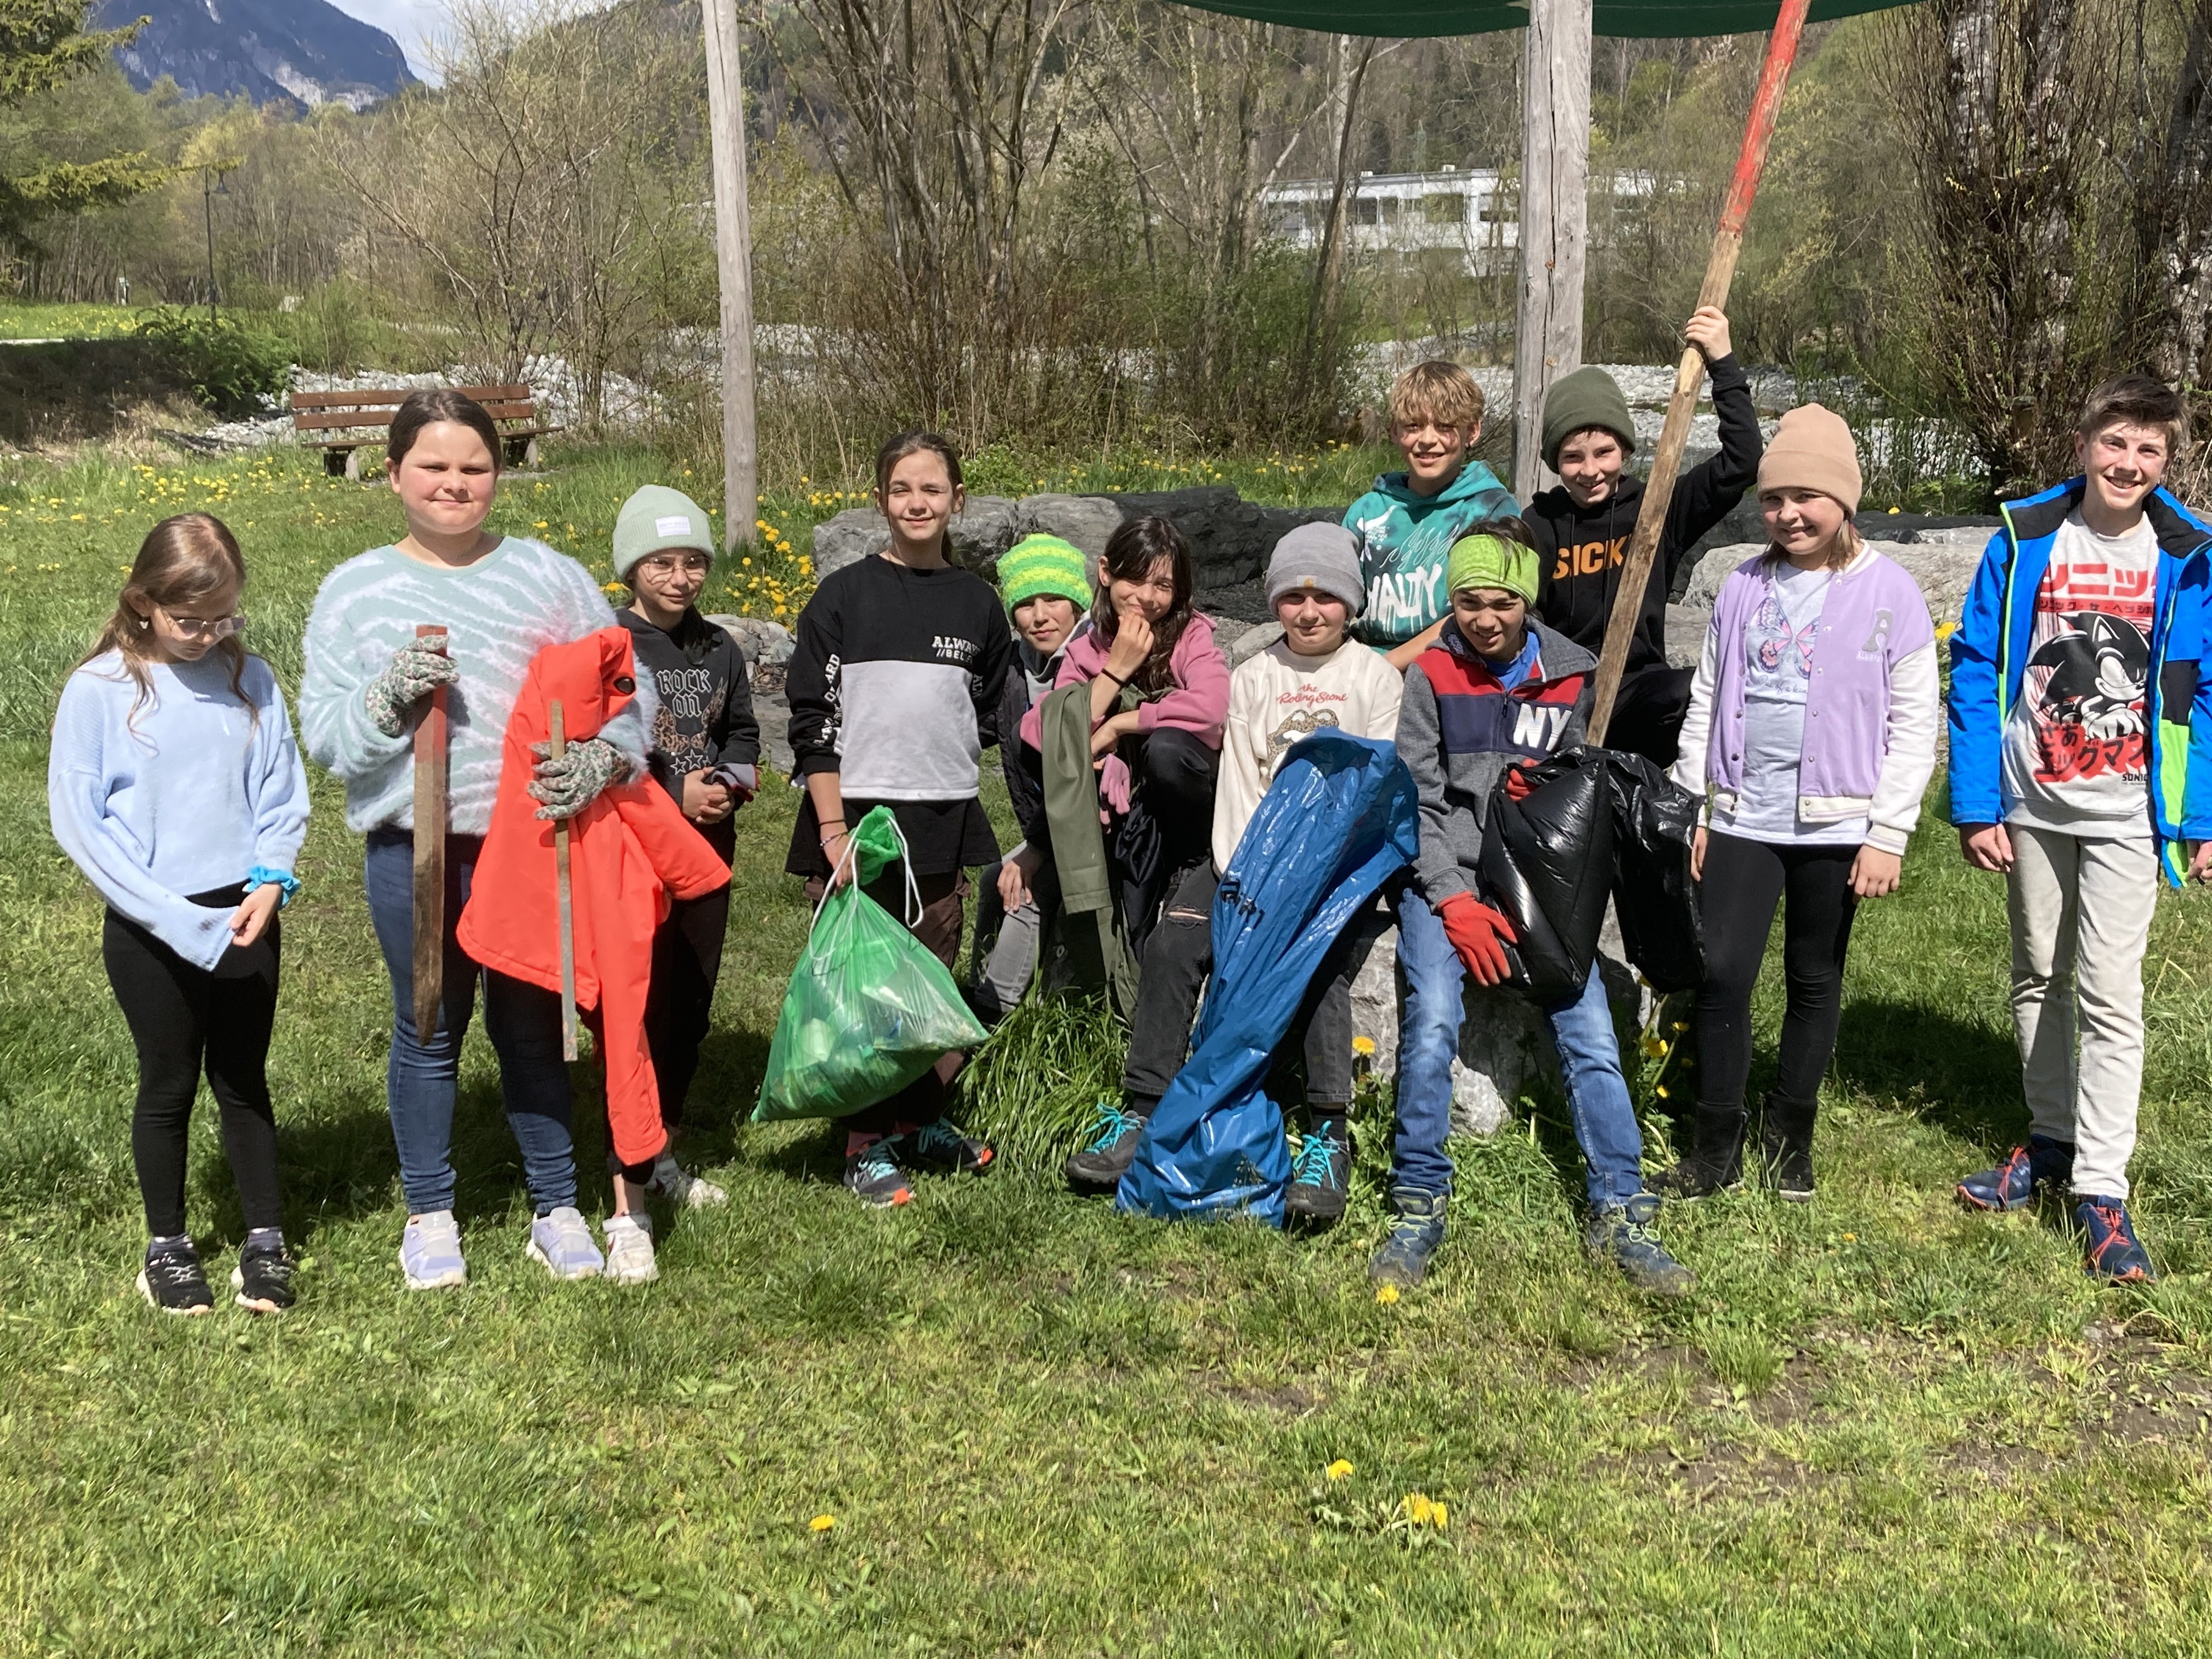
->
xmin=1437 ymin=891 xmax=1519 ymax=988
xmin=528 ymin=737 xmax=629 ymax=820
xmin=363 ymin=643 xmax=460 ymax=738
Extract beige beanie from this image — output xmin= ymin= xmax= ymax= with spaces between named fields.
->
xmin=1757 ymin=403 xmax=1863 ymax=515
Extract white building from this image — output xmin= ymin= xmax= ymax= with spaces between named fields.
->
xmin=1260 ymin=167 xmax=1652 ymax=276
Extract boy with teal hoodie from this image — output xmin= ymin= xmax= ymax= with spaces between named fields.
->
xmin=1344 ymin=360 xmax=1519 ymax=671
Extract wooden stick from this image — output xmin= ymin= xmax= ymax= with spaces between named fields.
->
xmin=410 ymin=624 xmax=448 ymax=1042
xmin=549 ymin=699 xmax=579 ymax=1063
xmin=1585 ymin=0 xmax=1813 ymax=748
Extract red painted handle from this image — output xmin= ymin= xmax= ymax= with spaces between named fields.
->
xmin=1717 ymin=0 xmax=1813 ymax=241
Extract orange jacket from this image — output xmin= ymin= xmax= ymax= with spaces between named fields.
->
xmin=458 ymin=629 xmax=731 ymax=1167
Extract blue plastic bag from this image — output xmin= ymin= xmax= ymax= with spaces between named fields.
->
xmin=1116 ymin=731 xmax=1419 ymax=1224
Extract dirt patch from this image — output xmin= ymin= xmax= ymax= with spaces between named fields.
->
xmin=0 ymin=339 xmax=205 ymax=449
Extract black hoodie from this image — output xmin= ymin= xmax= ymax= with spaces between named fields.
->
xmin=1527 ymin=353 xmax=1761 ymax=674
xmin=618 ymin=606 xmax=761 ymax=860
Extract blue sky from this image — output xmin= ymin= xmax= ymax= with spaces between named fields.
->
xmin=325 ymin=1 xmax=450 ymax=78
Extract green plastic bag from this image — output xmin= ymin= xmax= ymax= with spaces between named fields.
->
xmin=753 ymin=806 xmax=988 ymax=1122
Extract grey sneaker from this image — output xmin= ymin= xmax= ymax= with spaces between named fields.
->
xmin=602 ymin=1214 xmax=658 ymax=1286
xmin=1586 ymin=1193 xmax=1695 ymax=1298
xmin=526 ymin=1206 xmax=605 ymax=1281
xmin=646 ymin=1152 xmax=726 ymax=1209
xmin=399 ymin=1210 xmax=467 ymax=1291
xmin=1369 ymin=1190 xmax=1448 ymax=1289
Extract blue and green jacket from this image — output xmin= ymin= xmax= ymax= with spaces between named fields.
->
xmin=1946 ymin=477 xmax=2212 ymax=883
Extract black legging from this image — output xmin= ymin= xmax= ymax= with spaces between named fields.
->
xmin=1695 ymin=831 xmax=1859 ymax=1114
xmin=1111 ymin=727 xmax=1219 ymax=953
xmin=101 ymin=890 xmax=283 ymax=1238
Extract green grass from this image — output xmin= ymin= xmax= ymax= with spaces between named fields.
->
xmin=5 ymin=441 xmax=2212 ymax=1655
xmin=0 ymin=299 xmax=142 ymax=341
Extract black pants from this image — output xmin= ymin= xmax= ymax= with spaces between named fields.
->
xmin=1606 ymin=664 xmax=1695 ymax=769
xmin=1695 ymin=832 xmax=1859 ymax=1115
xmin=101 ymin=890 xmax=282 ymax=1238
xmin=1120 ymin=862 xmax=1355 ymax=1109
xmin=644 ymin=885 xmax=731 ymax=1135
xmin=1111 ymin=728 xmax=1219 ymax=953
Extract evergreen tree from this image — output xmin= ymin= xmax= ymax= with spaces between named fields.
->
xmin=0 ymin=2 xmax=165 ymax=248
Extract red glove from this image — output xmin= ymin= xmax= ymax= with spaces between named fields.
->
xmin=1503 ymin=764 xmax=1536 ymax=802
xmin=1437 ymin=891 xmax=1519 ymax=987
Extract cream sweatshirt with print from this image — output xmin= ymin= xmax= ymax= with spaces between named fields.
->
xmin=1212 ymin=635 xmax=1404 ymax=874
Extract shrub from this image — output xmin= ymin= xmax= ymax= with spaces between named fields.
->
xmin=134 ymin=306 xmax=291 ymax=416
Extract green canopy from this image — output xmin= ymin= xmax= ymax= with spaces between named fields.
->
xmin=1174 ymin=0 xmax=1907 ymax=38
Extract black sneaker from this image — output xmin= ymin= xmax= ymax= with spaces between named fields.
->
xmin=1064 ymin=1101 xmax=1148 ymax=1189
xmin=232 ymin=1238 xmax=298 ymax=1313
xmin=138 ymin=1240 xmax=215 ymax=1316
xmin=899 ymin=1118 xmax=995 ymax=1175
xmin=1284 ymin=1124 xmax=1350 ymax=1223
xmin=843 ymin=1140 xmax=913 ymax=1208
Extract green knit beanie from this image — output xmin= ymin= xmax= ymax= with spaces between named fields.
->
xmin=1445 ymin=533 xmax=1540 ymax=605
xmin=997 ymin=534 xmax=1090 ymax=613
xmin=613 ymin=484 xmax=716 ymax=581
xmin=1540 ymin=365 xmax=1637 ymax=472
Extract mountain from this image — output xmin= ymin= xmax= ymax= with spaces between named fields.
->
xmin=94 ymin=0 xmax=417 ymax=113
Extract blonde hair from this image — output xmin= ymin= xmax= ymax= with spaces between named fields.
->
xmin=1389 ymin=360 xmax=1485 ymax=433
xmin=83 ymin=514 xmax=253 ymax=728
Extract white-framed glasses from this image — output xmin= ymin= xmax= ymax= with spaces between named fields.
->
xmin=637 ymin=551 xmax=712 ymax=576
xmin=161 ymin=609 xmax=246 ymax=642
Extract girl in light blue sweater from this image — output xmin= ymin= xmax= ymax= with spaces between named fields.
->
xmin=298 ymin=388 xmax=653 ymax=1291
xmin=49 ymin=514 xmax=310 ymax=1316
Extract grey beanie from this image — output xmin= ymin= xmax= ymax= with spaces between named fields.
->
xmin=613 ymin=484 xmax=716 ymax=580
xmin=1265 ymin=522 xmax=1365 ymax=616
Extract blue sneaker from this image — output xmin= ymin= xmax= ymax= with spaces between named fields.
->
xmin=900 ymin=1118 xmax=995 ymax=1175
xmin=843 ymin=1141 xmax=913 ymax=1208
xmin=526 ymin=1207 xmax=605 ymax=1280
xmin=1587 ymin=1193 xmax=1695 ymax=1299
xmin=1370 ymin=1190 xmax=1447 ymax=1289
xmin=1064 ymin=1101 xmax=1147 ymax=1189
xmin=1284 ymin=1125 xmax=1350 ymax=1223
xmin=2077 ymin=1196 xmax=2157 ymax=1285
xmin=1957 ymin=1136 xmax=2075 ymax=1212
xmin=399 ymin=1210 xmax=467 ymax=1291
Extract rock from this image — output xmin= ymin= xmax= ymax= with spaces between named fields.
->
xmin=1229 ymin=622 xmax=1284 ymax=666
xmin=810 ymin=507 xmax=889 ymax=578
xmin=1680 ymin=538 xmax=1978 ymax=623
xmin=749 ymin=678 xmax=794 ymax=775
xmin=945 ymin=496 xmax=1023 ymax=575
xmin=1016 ymin=494 xmax=1122 ymax=569
xmin=707 ymin=614 xmax=794 ymax=665
xmin=1664 ymin=604 xmax=1710 ymax=670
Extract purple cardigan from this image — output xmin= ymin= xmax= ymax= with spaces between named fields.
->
xmin=1702 ymin=549 xmax=1934 ymax=806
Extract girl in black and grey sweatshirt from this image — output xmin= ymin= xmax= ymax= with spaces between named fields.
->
xmin=785 ymin=432 xmax=1014 ymax=1206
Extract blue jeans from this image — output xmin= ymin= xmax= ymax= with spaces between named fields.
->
xmin=1391 ymin=886 xmax=1646 ymax=1208
xmin=364 ymin=830 xmax=576 ymax=1216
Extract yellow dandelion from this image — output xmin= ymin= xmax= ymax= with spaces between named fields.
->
xmin=1641 ymin=1035 xmax=1667 ymax=1058
xmin=1375 ymin=1283 xmax=1400 ymax=1305
xmin=808 ymin=1513 xmax=836 ymax=1532
xmin=1351 ymin=1034 xmax=1376 ymax=1057
xmin=1656 ymin=1085 xmax=1670 ymax=1099
xmin=1325 ymin=1459 xmax=1353 ymax=1481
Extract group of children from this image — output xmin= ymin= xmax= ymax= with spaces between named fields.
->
xmin=48 ymin=345 xmax=2207 ymax=1314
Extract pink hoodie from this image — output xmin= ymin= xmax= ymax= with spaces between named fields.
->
xmin=1018 ymin=611 xmax=1229 ymax=815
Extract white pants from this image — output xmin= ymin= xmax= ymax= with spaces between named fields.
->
xmin=2006 ymin=824 xmax=2159 ymax=1199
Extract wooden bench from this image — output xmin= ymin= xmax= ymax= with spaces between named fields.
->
xmin=290 ymin=383 xmax=560 ymax=478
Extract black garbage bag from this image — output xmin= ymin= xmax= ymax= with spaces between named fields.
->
xmin=1605 ymin=751 xmax=1705 ymax=994
xmin=1477 ymin=744 xmax=1616 ymax=1003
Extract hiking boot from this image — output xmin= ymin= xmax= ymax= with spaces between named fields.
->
xmin=230 ymin=1234 xmax=297 ymax=1314
xmin=646 ymin=1153 xmax=727 ymax=1209
xmin=2077 ymin=1196 xmax=2157 ymax=1285
xmin=1957 ymin=1135 xmax=2075 ymax=1213
xmin=1284 ymin=1123 xmax=1350 ymax=1223
xmin=900 ymin=1118 xmax=995 ymax=1175
xmin=1651 ymin=1102 xmax=1746 ymax=1200
xmin=138 ymin=1238 xmax=213 ymax=1316
xmin=844 ymin=1140 xmax=913 ymax=1208
xmin=1759 ymin=1093 xmax=1817 ymax=1203
xmin=526 ymin=1206 xmax=606 ymax=1280
xmin=1587 ymin=1193 xmax=1695 ymax=1299
xmin=399 ymin=1210 xmax=467 ymax=1291
xmin=1370 ymin=1190 xmax=1447 ymax=1289
xmin=602 ymin=1214 xmax=659 ymax=1286
xmin=1065 ymin=1101 xmax=1148 ymax=1189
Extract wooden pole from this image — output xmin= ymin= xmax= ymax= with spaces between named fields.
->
xmin=702 ymin=0 xmax=759 ymax=555
xmin=1585 ymin=0 xmax=1813 ymax=747
xmin=410 ymin=624 xmax=448 ymax=1043
xmin=549 ymin=700 xmax=579 ymax=1063
xmin=1510 ymin=0 xmax=1591 ymax=504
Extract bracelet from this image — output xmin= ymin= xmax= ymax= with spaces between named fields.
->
xmin=818 ymin=816 xmax=845 ymax=828
xmin=244 ymin=866 xmax=301 ymax=909
xmin=1101 ymin=668 xmax=1129 ymax=687
xmin=820 ymin=830 xmax=848 ymax=849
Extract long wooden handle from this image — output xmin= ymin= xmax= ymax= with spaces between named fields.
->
xmin=1585 ymin=0 xmax=1812 ymax=748
xmin=550 ymin=699 xmax=578 ymax=1063
xmin=411 ymin=624 xmax=449 ymax=1042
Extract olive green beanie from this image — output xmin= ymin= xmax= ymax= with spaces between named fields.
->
xmin=1540 ymin=366 xmax=1638 ymax=472
xmin=612 ymin=484 xmax=716 ymax=580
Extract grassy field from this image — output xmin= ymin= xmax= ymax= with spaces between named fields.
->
xmin=4 ymin=439 xmax=2212 ymax=1656
xmin=0 ymin=300 xmax=142 ymax=342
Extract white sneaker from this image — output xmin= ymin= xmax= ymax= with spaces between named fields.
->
xmin=525 ymin=1206 xmax=604 ymax=1280
xmin=602 ymin=1214 xmax=659 ymax=1285
xmin=647 ymin=1152 xmax=727 ymax=1208
xmin=400 ymin=1210 xmax=467 ymax=1291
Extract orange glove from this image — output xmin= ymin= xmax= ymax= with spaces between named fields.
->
xmin=1503 ymin=764 xmax=1536 ymax=802
xmin=1437 ymin=891 xmax=1519 ymax=986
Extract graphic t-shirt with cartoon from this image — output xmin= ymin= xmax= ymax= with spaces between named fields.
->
xmin=1720 ymin=560 xmax=1869 ymax=845
xmin=1999 ymin=511 xmax=2158 ymax=839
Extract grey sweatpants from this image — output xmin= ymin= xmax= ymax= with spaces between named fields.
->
xmin=2006 ymin=824 xmax=2159 ymax=1200
xmin=970 ymin=857 xmax=1060 ymax=1024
